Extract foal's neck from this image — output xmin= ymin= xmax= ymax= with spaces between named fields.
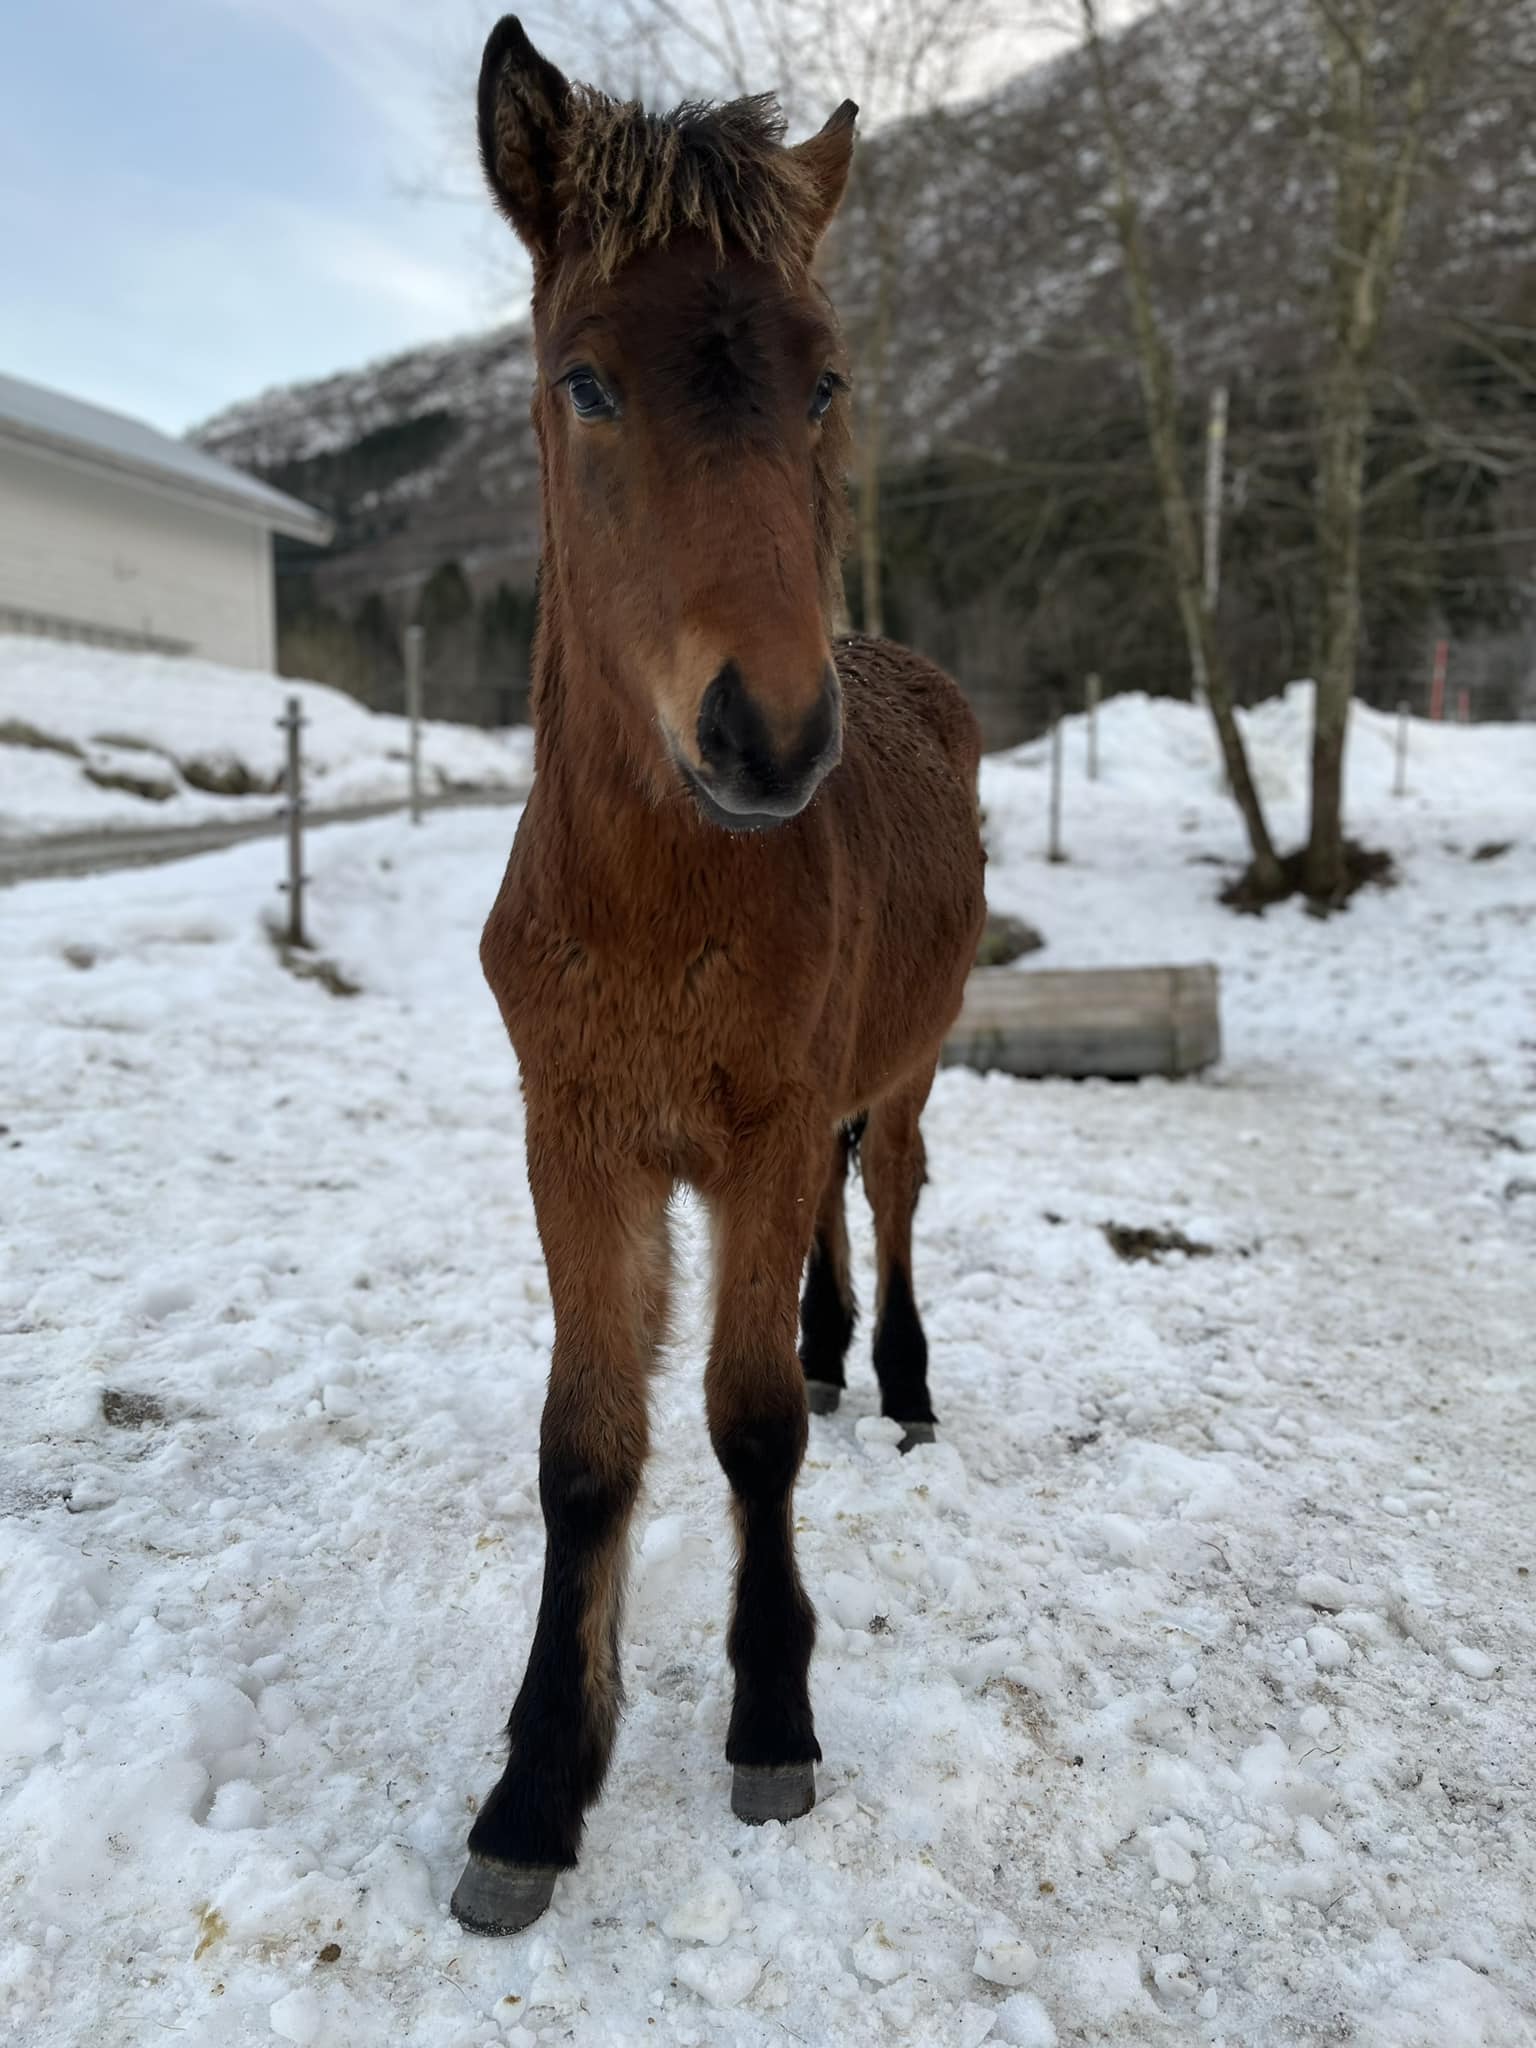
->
xmin=531 ymin=571 xmax=693 ymax=849
xmin=533 ymin=580 xmax=646 ymax=787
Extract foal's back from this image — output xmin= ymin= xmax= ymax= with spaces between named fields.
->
xmin=820 ymin=634 xmax=986 ymax=1116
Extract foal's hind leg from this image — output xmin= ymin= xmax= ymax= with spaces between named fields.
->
xmin=707 ymin=1123 xmax=822 ymax=1825
xmin=452 ymin=1139 xmax=669 ymax=1936
xmin=799 ymin=1122 xmax=859 ymax=1416
xmin=862 ymin=1077 xmax=939 ymax=1446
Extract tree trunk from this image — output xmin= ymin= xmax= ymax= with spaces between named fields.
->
xmin=857 ymin=240 xmax=892 ymax=639
xmin=1137 ymin=324 xmax=1281 ymax=892
xmin=1304 ymin=0 xmax=1467 ymax=900
xmin=857 ymin=413 xmax=884 ymax=638
xmin=1306 ymin=357 xmax=1369 ymax=899
xmin=1081 ymin=1 xmax=1282 ymax=892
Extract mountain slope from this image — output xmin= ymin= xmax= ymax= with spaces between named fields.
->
xmin=193 ymin=0 xmax=1536 ymax=728
xmin=199 ymin=325 xmax=540 ymax=607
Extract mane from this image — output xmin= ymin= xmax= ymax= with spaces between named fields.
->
xmin=554 ymin=89 xmax=823 ymax=290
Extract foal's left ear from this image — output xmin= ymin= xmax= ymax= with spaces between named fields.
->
xmin=790 ymin=100 xmax=858 ymax=247
xmin=478 ymin=15 xmax=573 ymax=258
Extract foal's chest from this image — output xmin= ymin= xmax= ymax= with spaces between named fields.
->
xmin=482 ymin=788 xmax=842 ymax=1148
xmin=485 ymin=838 xmax=825 ymax=1121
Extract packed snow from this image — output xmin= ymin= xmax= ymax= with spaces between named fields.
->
xmin=0 ymin=637 xmax=531 ymax=839
xmin=2 ymin=689 xmax=1532 ymax=2045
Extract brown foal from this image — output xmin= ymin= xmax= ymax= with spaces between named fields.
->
xmin=452 ymin=16 xmax=987 ymax=1935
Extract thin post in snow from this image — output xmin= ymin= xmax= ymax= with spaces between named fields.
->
xmin=1086 ymin=671 xmax=1101 ymax=782
xmin=1202 ymin=381 xmax=1229 ymax=614
xmin=1199 ymin=384 xmax=1230 ymax=775
xmin=1393 ymin=698 xmax=1408 ymax=797
xmin=1429 ymin=638 xmax=1448 ymax=721
xmin=404 ymin=624 xmax=425 ymax=826
xmin=278 ymin=695 xmax=308 ymax=948
xmin=1047 ymin=699 xmax=1066 ymax=864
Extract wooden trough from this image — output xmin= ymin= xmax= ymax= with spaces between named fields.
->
xmin=942 ymin=963 xmax=1221 ymax=1080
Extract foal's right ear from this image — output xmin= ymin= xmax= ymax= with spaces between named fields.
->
xmin=478 ymin=16 xmax=572 ymax=258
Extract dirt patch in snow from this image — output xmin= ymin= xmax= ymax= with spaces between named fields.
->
xmin=1101 ymin=1221 xmax=1216 ymax=1262
xmin=0 ymin=718 xmax=83 ymax=758
xmin=1220 ymin=838 xmax=1397 ymax=915
xmin=101 ymin=1389 xmax=168 ymax=1430
xmin=82 ymin=763 xmax=177 ymax=803
xmin=976 ymin=912 xmax=1045 ymax=965
xmin=178 ymin=753 xmax=283 ymax=798
xmin=266 ymin=927 xmax=363 ymax=998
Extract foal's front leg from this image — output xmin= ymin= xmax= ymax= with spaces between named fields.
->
xmin=706 ymin=1132 xmax=821 ymax=1825
xmin=452 ymin=1147 xmax=668 ymax=1935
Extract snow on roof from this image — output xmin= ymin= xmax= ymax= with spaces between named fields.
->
xmin=0 ymin=370 xmax=332 ymax=545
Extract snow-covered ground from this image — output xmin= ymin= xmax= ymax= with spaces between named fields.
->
xmin=2 ymin=691 xmax=1532 ymax=2046
xmin=0 ymin=637 xmax=532 ymax=839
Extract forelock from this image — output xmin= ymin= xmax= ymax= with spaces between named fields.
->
xmin=551 ymin=89 xmax=823 ymax=295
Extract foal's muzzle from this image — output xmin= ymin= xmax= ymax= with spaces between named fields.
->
xmin=684 ymin=660 xmax=842 ymax=831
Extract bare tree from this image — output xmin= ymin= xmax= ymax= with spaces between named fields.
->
xmin=1302 ymin=0 xmax=1470 ymax=899
xmin=1054 ymin=0 xmax=1520 ymax=899
xmin=549 ymin=0 xmax=1003 ymax=636
xmin=1076 ymin=0 xmax=1284 ymax=891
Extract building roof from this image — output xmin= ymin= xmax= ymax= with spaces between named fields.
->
xmin=0 ymin=371 xmax=332 ymax=545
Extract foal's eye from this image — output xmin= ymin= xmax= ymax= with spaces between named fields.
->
xmin=810 ymin=372 xmax=839 ymax=422
xmin=563 ymin=369 xmax=616 ymax=421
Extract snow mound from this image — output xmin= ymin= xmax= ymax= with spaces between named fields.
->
xmin=0 ymin=635 xmax=531 ymax=838
xmin=1 ymin=688 xmax=1533 ymax=2043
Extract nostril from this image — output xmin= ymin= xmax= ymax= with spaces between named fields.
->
xmin=801 ymin=664 xmax=841 ymax=769
xmin=697 ymin=660 xmax=768 ymax=776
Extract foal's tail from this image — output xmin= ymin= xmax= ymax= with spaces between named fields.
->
xmin=837 ymin=1112 xmax=868 ymax=1177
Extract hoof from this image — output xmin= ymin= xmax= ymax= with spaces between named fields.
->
xmin=732 ymin=1761 xmax=816 ymax=1825
xmin=450 ymin=1853 xmax=559 ymax=1935
xmin=804 ymin=1379 xmax=842 ymax=1416
xmin=896 ymin=1421 xmax=936 ymax=1453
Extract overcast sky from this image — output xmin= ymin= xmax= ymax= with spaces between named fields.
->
xmin=3 ymin=1 xmax=1081 ymax=437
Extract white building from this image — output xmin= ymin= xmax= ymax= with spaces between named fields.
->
xmin=0 ymin=372 xmax=330 ymax=671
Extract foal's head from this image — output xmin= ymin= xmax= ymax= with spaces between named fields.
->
xmin=478 ymin=18 xmax=857 ymax=829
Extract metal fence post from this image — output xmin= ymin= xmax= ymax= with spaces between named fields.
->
xmin=278 ymin=695 xmax=308 ymax=946
xmin=1048 ymin=699 xmax=1066 ymax=863
xmin=404 ymin=624 xmax=424 ymax=825
xmin=1086 ymin=671 xmax=1101 ymax=782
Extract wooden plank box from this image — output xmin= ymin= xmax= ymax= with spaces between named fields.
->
xmin=942 ymin=963 xmax=1222 ymax=1080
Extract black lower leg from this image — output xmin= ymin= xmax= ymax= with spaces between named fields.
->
xmin=725 ymin=1497 xmax=819 ymax=1765
xmin=455 ymin=1456 xmax=634 ymax=1929
xmin=712 ymin=1413 xmax=819 ymax=1815
xmin=799 ymin=1121 xmax=860 ymax=1411
xmin=799 ymin=1233 xmax=855 ymax=1398
xmin=873 ymin=1261 xmax=936 ymax=1430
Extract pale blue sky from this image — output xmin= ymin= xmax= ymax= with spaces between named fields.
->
xmin=2 ymin=0 xmax=515 ymax=432
xmin=2 ymin=2 xmax=1070 ymax=438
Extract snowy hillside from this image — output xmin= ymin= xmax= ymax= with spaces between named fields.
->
xmin=840 ymin=0 xmax=1536 ymax=452
xmin=0 ymin=637 xmax=532 ymax=839
xmin=195 ymin=325 xmax=542 ymax=611
xmin=197 ymin=325 xmax=532 ymax=477
xmin=189 ymin=0 xmax=1536 ymax=607
xmin=2 ymin=697 xmax=1533 ymax=2045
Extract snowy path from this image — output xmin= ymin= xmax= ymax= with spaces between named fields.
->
xmin=0 ymin=787 xmax=525 ymax=888
xmin=2 ymin=696 xmax=1533 ymax=2046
